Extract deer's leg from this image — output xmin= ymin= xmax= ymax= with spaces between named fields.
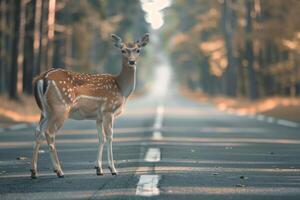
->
xmin=31 ymin=142 xmax=41 ymax=179
xmin=31 ymin=115 xmax=47 ymax=179
xmin=45 ymin=113 xmax=67 ymax=178
xmin=45 ymin=133 xmax=64 ymax=178
xmin=103 ymin=113 xmax=117 ymax=175
xmin=95 ymin=119 xmax=105 ymax=175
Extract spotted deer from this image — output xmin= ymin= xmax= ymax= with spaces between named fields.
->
xmin=30 ymin=33 xmax=149 ymax=178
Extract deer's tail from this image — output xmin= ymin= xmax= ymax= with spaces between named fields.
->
xmin=33 ymin=68 xmax=56 ymax=111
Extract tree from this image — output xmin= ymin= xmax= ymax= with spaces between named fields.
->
xmin=9 ymin=0 xmax=26 ymax=99
xmin=221 ymin=0 xmax=238 ymax=96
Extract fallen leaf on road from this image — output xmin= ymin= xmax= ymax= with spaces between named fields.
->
xmin=240 ymin=176 xmax=248 ymax=180
xmin=17 ymin=156 xmax=27 ymax=160
xmin=235 ymin=184 xmax=245 ymax=187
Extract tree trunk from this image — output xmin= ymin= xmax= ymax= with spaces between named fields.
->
xmin=200 ymin=57 xmax=211 ymax=94
xmin=33 ymin=0 xmax=42 ymax=76
xmin=46 ymin=0 xmax=56 ymax=68
xmin=245 ymin=0 xmax=258 ymax=99
xmin=23 ymin=0 xmax=35 ymax=94
xmin=39 ymin=0 xmax=49 ymax=72
xmin=221 ymin=0 xmax=238 ymax=97
xmin=0 ymin=0 xmax=6 ymax=93
xmin=9 ymin=0 xmax=26 ymax=99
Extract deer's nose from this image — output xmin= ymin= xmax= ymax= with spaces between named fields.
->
xmin=128 ymin=61 xmax=136 ymax=65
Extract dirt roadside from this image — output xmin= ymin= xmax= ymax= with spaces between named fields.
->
xmin=181 ymin=88 xmax=300 ymax=123
xmin=0 ymin=95 xmax=40 ymax=128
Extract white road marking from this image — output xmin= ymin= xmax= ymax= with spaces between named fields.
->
xmin=277 ymin=119 xmax=299 ymax=128
xmin=220 ymin=105 xmax=299 ymax=129
xmin=153 ymin=105 xmax=164 ymax=130
xmin=145 ymin=148 xmax=161 ymax=162
xmin=152 ymin=131 xmax=163 ymax=140
xmin=136 ymin=175 xmax=161 ymax=197
xmin=136 ymin=105 xmax=164 ymax=197
xmin=153 ymin=122 xmax=162 ymax=130
xmin=38 ymin=150 xmax=46 ymax=154
xmin=156 ymin=105 xmax=164 ymax=116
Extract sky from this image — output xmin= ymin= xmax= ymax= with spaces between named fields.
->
xmin=140 ymin=0 xmax=172 ymax=29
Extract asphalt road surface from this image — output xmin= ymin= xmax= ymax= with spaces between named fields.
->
xmin=1 ymin=89 xmax=300 ymax=200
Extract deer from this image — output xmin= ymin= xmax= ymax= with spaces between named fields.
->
xmin=30 ymin=33 xmax=149 ymax=179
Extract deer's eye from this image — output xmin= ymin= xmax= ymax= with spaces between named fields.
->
xmin=136 ymin=49 xmax=140 ymax=53
xmin=121 ymin=50 xmax=126 ymax=54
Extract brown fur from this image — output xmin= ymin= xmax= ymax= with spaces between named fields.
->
xmin=30 ymin=33 xmax=150 ymax=178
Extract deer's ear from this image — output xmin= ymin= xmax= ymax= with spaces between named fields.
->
xmin=138 ymin=33 xmax=149 ymax=47
xmin=111 ymin=34 xmax=124 ymax=48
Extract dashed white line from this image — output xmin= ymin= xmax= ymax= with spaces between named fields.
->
xmin=156 ymin=105 xmax=164 ymax=116
xmin=38 ymin=150 xmax=46 ymax=154
xmin=145 ymin=148 xmax=161 ymax=162
xmin=153 ymin=121 xmax=162 ymax=130
xmin=153 ymin=105 xmax=164 ymax=130
xmin=277 ymin=119 xmax=299 ymax=128
xmin=136 ymin=105 xmax=164 ymax=197
xmin=136 ymin=175 xmax=161 ymax=197
xmin=152 ymin=131 xmax=163 ymax=140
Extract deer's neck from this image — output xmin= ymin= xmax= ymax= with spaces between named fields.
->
xmin=116 ymin=57 xmax=136 ymax=98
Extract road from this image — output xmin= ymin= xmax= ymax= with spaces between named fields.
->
xmin=0 ymin=88 xmax=300 ymax=200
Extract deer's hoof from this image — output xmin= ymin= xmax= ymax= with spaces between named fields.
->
xmin=56 ymin=171 xmax=64 ymax=178
xmin=108 ymin=166 xmax=117 ymax=176
xmin=94 ymin=166 xmax=103 ymax=176
xmin=111 ymin=172 xmax=117 ymax=176
xmin=97 ymin=171 xmax=104 ymax=176
xmin=30 ymin=169 xmax=37 ymax=179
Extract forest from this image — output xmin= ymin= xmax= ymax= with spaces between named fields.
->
xmin=1 ymin=0 xmax=300 ymax=101
xmin=0 ymin=0 xmax=148 ymax=99
xmin=163 ymin=0 xmax=300 ymax=99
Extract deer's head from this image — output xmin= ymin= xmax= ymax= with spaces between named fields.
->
xmin=111 ymin=33 xmax=149 ymax=67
